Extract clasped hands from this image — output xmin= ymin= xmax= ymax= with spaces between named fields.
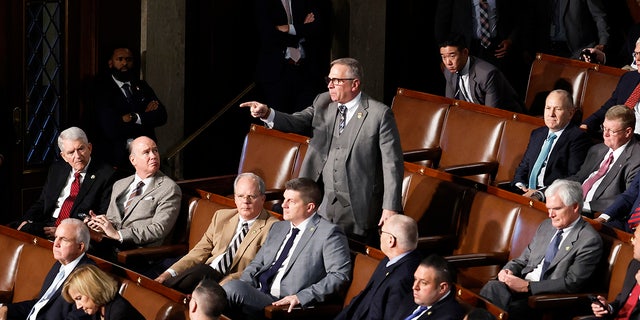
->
xmin=84 ymin=210 xmax=119 ymax=241
xmin=497 ymin=269 xmax=529 ymax=293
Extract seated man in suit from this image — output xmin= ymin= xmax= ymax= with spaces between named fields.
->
xmin=0 ymin=218 xmax=94 ymax=320
xmin=393 ymin=254 xmax=465 ymax=320
xmin=567 ymin=105 xmax=640 ymax=216
xmin=589 ymin=227 xmax=640 ymax=319
xmin=581 ymin=37 xmax=640 ymax=136
xmin=188 ymin=279 xmax=228 ymax=320
xmin=596 ymin=161 xmax=640 ymax=232
xmin=439 ymin=33 xmax=523 ymax=112
xmin=480 ymin=179 xmax=604 ymax=320
xmin=223 ymin=177 xmax=351 ymax=318
xmin=14 ymin=126 xmax=115 ymax=239
xmin=335 ymin=214 xmax=422 ymax=320
xmin=154 ymin=173 xmax=279 ymax=293
xmin=512 ymin=89 xmax=591 ymax=201
xmin=84 ymin=136 xmax=181 ymax=264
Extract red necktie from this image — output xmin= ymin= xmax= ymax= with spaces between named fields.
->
xmin=628 ymin=205 xmax=640 ymax=230
xmin=616 ymin=283 xmax=640 ymax=319
xmin=624 ymin=83 xmax=640 ymax=109
xmin=582 ymin=152 xmax=614 ymax=198
xmin=55 ymin=172 xmax=81 ymax=226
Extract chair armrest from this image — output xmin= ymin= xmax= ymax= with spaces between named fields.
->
xmin=264 ymin=304 xmax=343 ymax=319
xmin=440 ymin=161 xmax=499 ymax=178
xmin=117 ymin=244 xmax=189 ymax=265
xmin=528 ymin=293 xmax=597 ymax=310
xmin=417 ymin=235 xmax=458 ymax=256
xmin=403 ymin=148 xmax=442 ymax=164
xmin=445 ymin=252 xmax=510 ymax=269
xmin=176 ymin=174 xmax=237 ymax=196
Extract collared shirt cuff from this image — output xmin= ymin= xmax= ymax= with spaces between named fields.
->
xmin=167 ymin=269 xmax=177 ymax=277
xmin=263 ymin=108 xmax=275 ymax=128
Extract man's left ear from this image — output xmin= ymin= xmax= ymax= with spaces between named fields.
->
xmin=307 ymin=202 xmax=316 ymax=213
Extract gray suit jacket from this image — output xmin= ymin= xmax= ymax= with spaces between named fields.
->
xmin=105 ymin=170 xmax=181 ymax=247
xmin=240 ymin=214 xmax=352 ymax=306
xmin=443 ymin=56 xmax=523 ymax=112
xmin=568 ymin=136 xmax=640 ymax=213
xmin=273 ymin=92 xmax=404 ymax=231
xmin=503 ymin=218 xmax=603 ymax=294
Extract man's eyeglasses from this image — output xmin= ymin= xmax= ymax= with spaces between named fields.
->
xmin=235 ymin=194 xmax=260 ymax=201
xmin=600 ymin=125 xmax=626 ymax=136
xmin=378 ymin=228 xmax=396 ymax=240
xmin=633 ymin=52 xmax=640 ymax=57
xmin=325 ymin=77 xmax=355 ymax=86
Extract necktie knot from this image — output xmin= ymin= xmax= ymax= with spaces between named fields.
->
xmin=547 ymin=133 xmax=557 ymax=142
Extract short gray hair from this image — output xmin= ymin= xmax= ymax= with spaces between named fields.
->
xmin=58 ymin=127 xmax=89 ymax=150
xmin=386 ymin=214 xmax=418 ymax=251
xmin=59 ymin=218 xmax=91 ymax=252
xmin=234 ymin=172 xmax=265 ymax=195
xmin=544 ymin=179 xmax=583 ymax=211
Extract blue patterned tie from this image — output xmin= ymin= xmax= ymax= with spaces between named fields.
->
xmin=403 ymin=305 xmax=428 ymax=320
xmin=529 ymin=133 xmax=557 ymax=189
xmin=541 ymin=229 xmax=563 ymax=279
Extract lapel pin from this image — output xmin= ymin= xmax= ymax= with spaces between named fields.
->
xmin=91 ymin=175 xmax=96 ymax=179
xmin=357 ymin=112 xmax=363 ymax=119
xmin=565 ymin=246 xmax=570 ymax=251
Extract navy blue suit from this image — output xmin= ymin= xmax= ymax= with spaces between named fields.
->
xmin=583 ymin=71 xmax=640 ymax=133
xmin=6 ymin=255 xmax=95 ymax=320
xmin=334 ymin=250 xmax=422 ymax=320
xmin=512 ymin=124 xmax=591 ymax=189
xmin=607 ymin=259 xmax=640 ymax=319
xmin=18 ymin=159 xmax=115 ymax=238
xmin=392 ymin=289 xmax=465 ymax=320
xmin=603 ymin=171 xmax=640 ymax=232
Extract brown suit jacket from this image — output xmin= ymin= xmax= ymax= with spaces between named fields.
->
xmin=169 ymin=208 xmax=278 ymax=283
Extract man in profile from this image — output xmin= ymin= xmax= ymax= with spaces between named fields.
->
xmin=188 ymin=279 xmax=228 ymax=320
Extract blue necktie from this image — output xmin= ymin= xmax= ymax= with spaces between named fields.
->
xmin=258 ymin=228 xmax=300 ymax=293
xmin=541 ymin=229 xmax=563 ymax=279
xmin=529 ymin=133 xmax=557 ymax=189
xmin=403 ymin=305 xmax=428 ymax=320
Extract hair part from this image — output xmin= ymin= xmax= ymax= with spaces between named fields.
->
xmin=284 ymin=177 xmax=322 ymax=206
xmin=544 ymin=179 xmax=584 ymax=211
xmin=62 ymin=265 xmax=119 ymax=307
xmin=605 ymin=105 xmax=636 ymax=130
xmin=58 ymin=127 xmax=89 ymax=151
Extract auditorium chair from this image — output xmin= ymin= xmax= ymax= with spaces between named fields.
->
xmin=580 ymin=65 xmax=626 ymax=123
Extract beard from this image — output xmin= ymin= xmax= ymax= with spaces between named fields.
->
xmin=110 ymin=67 xmax=133 ymax=82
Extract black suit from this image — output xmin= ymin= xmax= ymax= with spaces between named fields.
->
xmin=18 ymin=158 xmax=115 ymax=238
xmin=6 ymin=255 xmax=94 ymax=320
xmin=335 ymin=250 xmax=422 ymax=320
xmin=92 ymin=294 xmax=144 ymax=320
xmin=92 ymin=73 xmax=167 ymax=170
xmin=512 ymin=124 xmax=591 ymax=190
xmin=393 ymin=290 xmax=465 ymax=320
xmin=607 ymin=259 xmax=640 ymax=319
xmin=583 ymin=71 xmax=640 ymax=134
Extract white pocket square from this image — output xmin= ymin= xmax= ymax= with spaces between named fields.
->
xmin=143 ymin=196 xmax=155 ymax=201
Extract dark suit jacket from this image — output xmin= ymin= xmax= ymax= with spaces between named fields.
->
xmin=334 ymin=249 xmax=422 ymax=320
xmin=504 ymin=218 xmax=603 ymax=294
xmin=92 ymin=294 xmax=144 ymax=320
xmin=393 ymin=290 xmax=466 ymax=320
xmin=603 ymin=168 xmax=640 ymax=230
xmin=7 ymin=255 xmax=95 ymax=320
xmin=608 ymin=259 xmax=640 ymax=319
xmin=583 ymin=71 xmax=640 ymax=133
xmin=92 ymin=73 xmax=167 ymax=169
xmin=20 ymin=159 xmax=115 ymax=233
xmin=434 ymin=0 xmax=521 ymax=49
xmin=567 ymin=136 xmax=640 ymax=213
xmin=273 ymin=92 xmax=404 ymax=232
xmin=443 ymin=56 xmax=523 ymax=112
xmin=512 ymin=124 xmax=591 ymax=189
xmin=240 ymin=214 xmax=352 ymax=306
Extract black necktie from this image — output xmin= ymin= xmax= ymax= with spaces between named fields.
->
xmin=122 ymin=83 xmax=133 ymax=102
xmin=258 ymin=228 xmax=300 ymax=293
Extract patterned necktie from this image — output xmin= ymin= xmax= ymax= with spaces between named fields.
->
xmin=125 ymin=181 xmax=144 ymax=212
xmin=258 ymin=227 xmax=300 ymax=293
xmin=628 ymin=204 xmax=640 ymax=230
xmin=582 ymin=152 xmax=614 ymax=198
xmin=529 ymin=133 xmax=557 ymax=189
xmin=338 ymin=105 xmax=347 ymax=135
xmin=625 ymin=82 xmax=640 ymax=109
xmin=56 ymin=172 xmax=81 ymax=226
xmin=478 ymin=0 xmax=491 ymax=48
xmin=541 ymin=229 xmax=563 ymax=279
xmin=403 ymin=305 xmax=428 ymax=320
xmin=122 ymin=83 xmax=133 ymax=102
xmin=215 ymin=222 xmax=249 ymax=275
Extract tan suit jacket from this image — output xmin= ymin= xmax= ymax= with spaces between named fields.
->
xmin=169 ymin=208 xmax=278 ymax=283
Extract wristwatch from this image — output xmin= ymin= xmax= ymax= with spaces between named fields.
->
xmin=129 ymin=112 xmax=138 ymax=122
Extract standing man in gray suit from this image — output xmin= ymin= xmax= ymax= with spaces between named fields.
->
xmin=223 ymin=178 xmax=351 ymax=318
xmin=568 ymin=105 xmax=640 ymax=216
xmin=241 ymin=57 xmax=404 ymax=246
xmin=85 ymin=136 xmax=181 ymax=264
xmin=479 ymin=179 xmax=603 ymax=320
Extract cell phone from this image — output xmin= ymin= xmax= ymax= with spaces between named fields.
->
xmin=77 ymin=212 xmax=88 ymax=220
xmin=589 ymin=295 xmax=606 ymax=308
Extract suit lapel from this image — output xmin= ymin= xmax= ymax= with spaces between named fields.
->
xmin=547 ymin=219 xmax=585 ymax=272
xmin=122 ymin=174 xmax=161 ymax=223
xmin=284 ymin=214 xmax=320 ymax=275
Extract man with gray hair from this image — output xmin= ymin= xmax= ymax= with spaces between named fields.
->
xmin=14 ymin=126 xmax=116 ymax=239
xmin=0 ymin=218 xmax=94 ymax=320
xmin=335 ymin=214 xmax=422 ymax=320
xmin=480 ymin=179 xmax=603 ymax=320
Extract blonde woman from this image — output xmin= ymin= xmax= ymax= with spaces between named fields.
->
xmin=62 ymin=265 xmax=143 ymax=320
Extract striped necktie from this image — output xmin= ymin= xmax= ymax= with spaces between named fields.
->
xmin=214 ymin=222 xmax=249 ymax=275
